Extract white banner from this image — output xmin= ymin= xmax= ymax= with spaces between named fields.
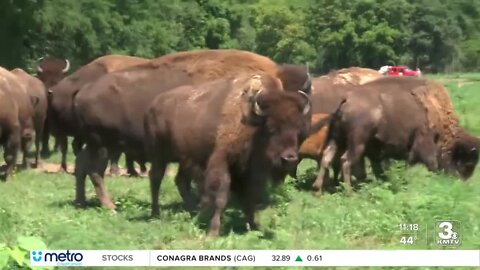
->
xmin=30 ymin=250 xmax=480 ymax=267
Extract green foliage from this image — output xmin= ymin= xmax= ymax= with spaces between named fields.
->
xmin=1 ymin=0 xmax=480 ymax=73
xmin=0 ymin=236 xmax=49 ymax=269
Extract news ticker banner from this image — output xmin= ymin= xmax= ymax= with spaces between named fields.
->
xmin=30 ymin=250 xmax=480 ymax=267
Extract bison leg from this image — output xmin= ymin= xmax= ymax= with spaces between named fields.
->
xmin=72 ymin=137 xmax=84 ymax=156
xmin=369 ymin=156 xmax=386 ymax=181
xmin=149 ymin=158 xmax=167 ymax=218
xmin=175 ymin=165 xmax=197 ymax=213
xmin=33 ymin=128 xmax=42 ymax=168
xmin=3 ymin=127 xmax=20 ymax=181
xmin=352 ymin=157 xmax=367 ymax=182
xmin=40 ymin=122 xmax=51 ymax=158
xmin=108 ymin=150 xmax=121 ymax=176
xmin=341 ymin=133 xmax=367 ymax=195
xmin=20 ymin=131 xmax=34 ymax=169
xmin=88 ymin=146 xmax=114 ymax=209
xmin=340 ymin=151 xmax=353 ymax=195
xmin=74 ymin=148 xmax=88 ymax=207
xmin=313 ymin=141 xmax=337 ymax=194
xmin=204 ymin=151 xmax=231 ymax=237
xmin=58 ymin=135 xmax=68 ymax=172
xmin=126 ymin=154 xmax=140 ymax=177
xmin=140 ymin=162 xmax=147 ymax=174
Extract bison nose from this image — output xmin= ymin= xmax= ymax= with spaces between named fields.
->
xmin=281 ymin=153 xmax=298 ymax=163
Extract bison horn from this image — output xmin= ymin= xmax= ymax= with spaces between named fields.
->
xmin=298 ymin=90 xmax=311 ymax=116
xmin=470 ymin=147 xmax=478 ymax=153
xmin=252 ymin=89 xmax=266 ymax=116
xmin=36 ymin=57 xmax=44 ymax=73
xmin=62 ymin=59 xmax=70 ymax=73
xmin=302 ymin=72 xmax=312 ymax=92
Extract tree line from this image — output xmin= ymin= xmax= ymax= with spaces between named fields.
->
xmin=1 ymin=0 xmax=480 ymax=74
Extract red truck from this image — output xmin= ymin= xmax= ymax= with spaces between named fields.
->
xmin=382 ymin=65 xmax=421 ymax=76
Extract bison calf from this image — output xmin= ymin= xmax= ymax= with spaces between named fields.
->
xmin=145 ymin=73 xmax=311 ymax=236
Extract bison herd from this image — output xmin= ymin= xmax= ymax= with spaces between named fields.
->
xmin=0 ymin=49 xmax=478 ymax=236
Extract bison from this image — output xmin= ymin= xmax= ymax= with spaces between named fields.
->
xmin=36 ymin=56 xmax=70 ymax=157
xmin=288 ymin=67 xmax=384 ymax=183
xmin=72 ymin=49 xmax=312 ymax=210
xmin=0 ymin=67 xmax=37 ymax=169
xmin=10 ymin=68 xmax=48 ymax=167
xmin=315 ymin=76 xmax=479 ymax=194
xmin=48 ymin=55 xmax=149 ymax=174
xmin=144 ymin=73 xmax=312 ymax=235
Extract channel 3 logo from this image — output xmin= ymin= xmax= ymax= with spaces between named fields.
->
xmin=435 ymin=220 xmax=461 ymax=247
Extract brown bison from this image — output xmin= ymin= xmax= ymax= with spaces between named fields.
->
xmin=315 ymin=77 xmax=479 ymax=194
xmin=48 ymin=55 xmax=149 ymax=173
xmin=144 ymin=73 xmax=312 ymax=235
xmin=72 ymin=49 xmax=312 ymax=210
xmin=10 ymin=68 xmax=48 ymax=167
xmin=36 ymin=56 xmax=70 ymax=156
xmin=0 ymin=85 xmax=21 ymax=180
xmin=0 ymin=67 xmax=37 ymax=168
xmin=288 ymin=67 xmax=383 ymax=182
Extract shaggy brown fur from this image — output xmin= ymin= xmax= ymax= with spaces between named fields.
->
xmin=73 ymin=49 xmax=312 ymax=210
xmin=144 ymin=73 xmax=311 ymax=236
xmin=407 ymin=78 xmax=480 ymax=178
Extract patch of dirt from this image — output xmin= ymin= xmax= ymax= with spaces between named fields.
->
xmin=2 ymin=162 xmax=177 ymax=178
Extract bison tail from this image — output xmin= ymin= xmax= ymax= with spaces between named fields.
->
xmin=307 ymin=99 xmax=346 ymax=136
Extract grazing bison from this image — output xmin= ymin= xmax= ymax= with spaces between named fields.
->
xmin=48 ymin=55 xmax=149 ymax=173
xmin=405 ymin=77 xmax=480 ymax=179
xmin=36 ymin=56 xmax=70 ymax=156
xmin=316 ymin=76 xmax=480 ymax=194
xmin=0 ymin=67 xmax=37 ymax=168
xmin=10 ymin=68 xmax=48 ymax=167
xmin=0 ymin=86 xmax=21 ymax=180
xmin=144 ymin=74 xmax=311 ymax=235
xmin=73 ymin=49 xmax=312 ymax=210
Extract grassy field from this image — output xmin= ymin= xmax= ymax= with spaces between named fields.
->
xmin=1 ymin=74 xmax=480 ymax=270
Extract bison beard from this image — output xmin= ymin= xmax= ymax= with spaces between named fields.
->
xmin=145 ymin=74 xmax=311 ymax=236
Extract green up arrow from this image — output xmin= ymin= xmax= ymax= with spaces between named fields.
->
xmin=295 ymin=255 xmax=303 ymax=262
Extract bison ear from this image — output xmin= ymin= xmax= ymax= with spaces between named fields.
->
xmin=30 ymin=96 xmax=40 ymax=107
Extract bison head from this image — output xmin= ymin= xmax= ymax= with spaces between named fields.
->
xmin=276 ymin=64 xmax=312 ymax=94
xmin=241 ymin=75 xmax=311 ymax=171
xmin=450 ymin=131 xmax=480 ymax=180
xmin=36 ymin=56 xmax=70 ymax=91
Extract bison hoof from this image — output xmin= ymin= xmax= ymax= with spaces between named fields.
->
xmin=128 ymin=170 xmax=140 ymax=178
xmin=101 ymin=200 xmax=117 ymax=210
xmin=151 ymin=210 xmax=160 ymax=218
xmin=74 ymin=200 xmax=87 ymax=209
xmin=207 ymin=229 xmax=220 ymax=237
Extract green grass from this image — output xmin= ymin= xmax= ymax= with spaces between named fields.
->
xmin=1 ymin=74 xmax=480 ymax=270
